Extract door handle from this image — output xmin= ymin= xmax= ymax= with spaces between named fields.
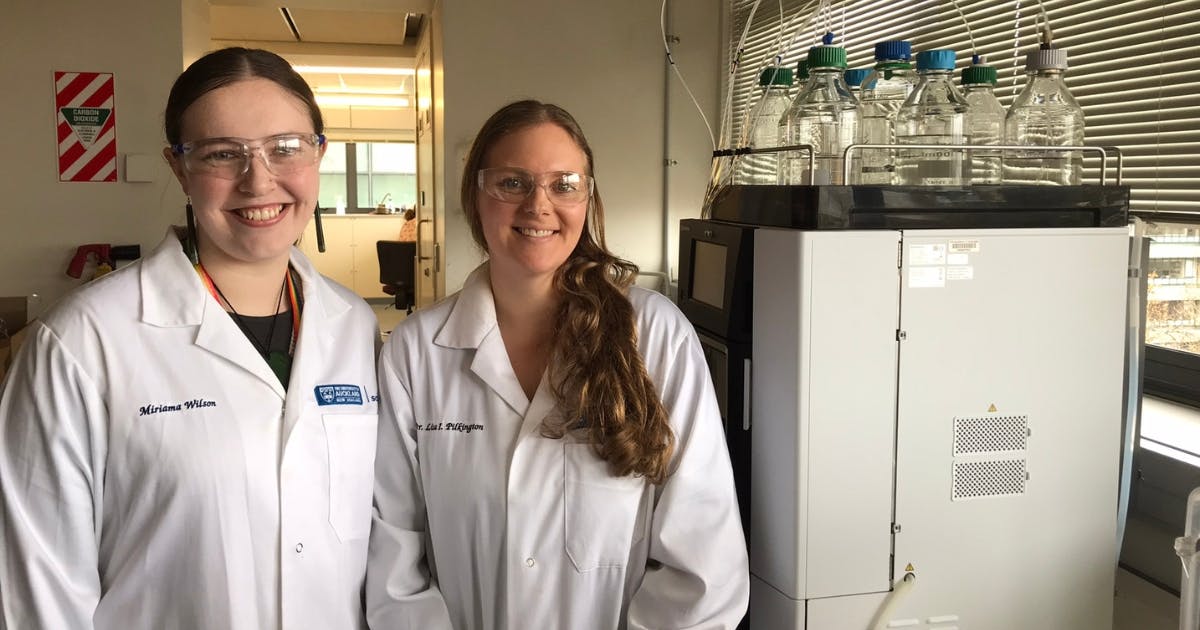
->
xmin=417 ymin=219 xmax=433 ymax=260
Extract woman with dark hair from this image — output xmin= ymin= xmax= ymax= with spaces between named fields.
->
xmin=0 ymin=48 xmax=380 ymax=629
xmin=367 ymin=100 xmax=748 ymax=629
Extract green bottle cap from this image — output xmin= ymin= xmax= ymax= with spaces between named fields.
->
xmin=758 ymin=66 xmax=794 ymax=87
xmin=807 ymin=46 xmax=848 ymax=70
xmin=795 ymin=61 xmax=810 ymax=82
xmin=961 ymin=65 xmax=998 ymax=85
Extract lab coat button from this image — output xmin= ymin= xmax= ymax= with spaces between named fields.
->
xmin=525 ymin=557 xmax=535 ymax=567
xmin=295 ymin=543 xmax=304 ymax=553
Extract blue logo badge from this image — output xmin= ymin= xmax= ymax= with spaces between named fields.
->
xmin=314 ymin=384 xmax=364 ymax=406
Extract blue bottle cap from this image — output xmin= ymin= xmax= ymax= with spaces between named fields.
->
xmin=874 ymin=40 xmax=912 ymax=62
xmin=843 ymin=68 xmax=873 ymax=88
xmin=916 ymin=49 xmax=957 ymax=71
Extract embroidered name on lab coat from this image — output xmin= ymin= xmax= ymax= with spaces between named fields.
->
xmin=418 ymin=421 xmax=484 ymax=434
xmin=138 ymin=399 xmax=217 ymax=416
xmin=314 ymin=384 xmax=364 ymax=406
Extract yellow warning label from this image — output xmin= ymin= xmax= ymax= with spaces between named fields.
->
xmin=987 ymin=403 xmax=997 ymax=412
xmin=904 ymin=563 xmax=914 ymax=572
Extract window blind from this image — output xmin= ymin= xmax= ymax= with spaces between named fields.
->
xmin=725 ymin=0 xmax=1200 ymax=215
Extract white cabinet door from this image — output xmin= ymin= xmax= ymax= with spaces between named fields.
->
xmin=352 ymin=217 xmax=405 ymax=299
xmin=300 ymin=218 xmax=355 ymax=292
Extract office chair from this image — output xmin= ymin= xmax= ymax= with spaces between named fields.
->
xmin=376 ymin=240 xmax=417 ymax=314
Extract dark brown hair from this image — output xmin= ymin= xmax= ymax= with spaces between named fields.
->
xmin=164 ymin=47 xmax=323 ymax=144
xmin=461 ymin=100 xmax=675 ymax=484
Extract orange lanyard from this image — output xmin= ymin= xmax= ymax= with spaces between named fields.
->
xmin=194 ymin=263 xmax=301 ymax=354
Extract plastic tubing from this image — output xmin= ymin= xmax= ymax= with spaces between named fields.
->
xmin=734 ymin=0 xmax=786 ymax=151
xmin=701 ymin=0 xmax=764 ymax=215
xmin=948 ymin=0 xmax=978 ymax=58
xmin=869 ymin=572 xmax=917 ymax=630
xmin=705 ymin=0 xmax=823 ymax=214
xmin=660 ymin=0 xmax=716 ymax=151
xmin=735 ymin=0 xmax=822 ymax=150
xmin=1178 ymin=487 xmax=1200 ymax=630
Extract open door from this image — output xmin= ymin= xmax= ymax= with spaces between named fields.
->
xmin=414 ymin=23 xmax=438 ymax=308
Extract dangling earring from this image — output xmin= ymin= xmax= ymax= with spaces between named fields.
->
xmin=185 ymin=198 xmax=199 ymax=265
xmin=312 ymin=202 xmax=326 ymax=253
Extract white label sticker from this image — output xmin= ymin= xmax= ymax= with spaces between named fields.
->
xmin=949 ymin=239 xmax=980 ymax=253
xmin=947 ymin=266 xmax=974 ymax=281
xmin=910 ymin=244 xmax=947 ymax=266
xmin=947 ymin=253 xmax=969 ymax=265
xmin=909 ymin=266 xmax=946 ymax=288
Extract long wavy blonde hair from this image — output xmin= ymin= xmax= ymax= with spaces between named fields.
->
xmin=461 ymin=100 xmax=675 ymax=484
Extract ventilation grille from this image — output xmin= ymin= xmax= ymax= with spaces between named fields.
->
xmin=953 ymin=459 xmax=1027 ymax=500
xmin=953 ymin=415 xmax=1029 ymax=456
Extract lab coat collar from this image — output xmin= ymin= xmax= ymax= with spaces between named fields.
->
xmin=436 ymin=265 xmax=531 ymax=415
xmin=139 ymin=228 xmax=354 ymax=403
xmin=140 ymin=228 xmax=206 ymax=327
xmin=139 ymin=229 xmax=283 ymax=395
xmin=434 ymin=265 xmax=494 ymax=350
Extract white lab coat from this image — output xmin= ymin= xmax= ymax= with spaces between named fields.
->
xmin=367 ymin=266 xmax=748 ymax=630
xmin=0 ymin=231 xmax=380 ymax=630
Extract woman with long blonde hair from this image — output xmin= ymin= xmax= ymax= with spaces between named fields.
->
xmin=367 ymin=100 xmax=748 ymax=629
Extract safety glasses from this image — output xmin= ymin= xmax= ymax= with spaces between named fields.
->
xmin=477 ymin=167 xmax=594 ymax=206
xmin=171 ymin=133 xmax=325 ymax=180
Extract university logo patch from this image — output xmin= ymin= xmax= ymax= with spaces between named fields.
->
xmin=314 ymin=384 xmax=364 ymax=406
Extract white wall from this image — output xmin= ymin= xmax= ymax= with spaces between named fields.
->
xmin=436 ymin=0 xmax=722 ymax=293
xmin=0 ymin=0 xmax=722 ymax=311
xmin=666 ymin=1 xmax=724 ymax=286
xmin=0 ymin=0 xmax=207 ymax=315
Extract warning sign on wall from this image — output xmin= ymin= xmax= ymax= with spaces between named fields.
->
xmin=54 ymin=71 xmax=117 ymax=182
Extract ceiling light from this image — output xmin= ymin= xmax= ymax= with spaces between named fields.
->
xmin=315 ymin=94 xmax=410 ymax=107
xmin=293 ymin=65 xmax=415 ymax=76
xmin=313 ymin=86 xmax=407 ymax=96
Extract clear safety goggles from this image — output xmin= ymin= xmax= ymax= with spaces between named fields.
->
xmin=477 ymin=167 xmax=594 ymax=206
xmin=170 ymin=133 xmax=325 ymax=180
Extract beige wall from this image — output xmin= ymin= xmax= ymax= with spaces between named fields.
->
xmin=0 ymin=0 xmax=721 ymax=312
xmin=666 ymin=1 xmax=724 ymax=287
xmin=436 ymin=0 xmax=721 ymax=293
xmin=0 ymin=0 xmax=208 ymax=315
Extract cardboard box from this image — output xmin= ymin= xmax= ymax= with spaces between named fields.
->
xmin=0 ymin=296 xmax=26 ymax=338
xmin=0 ymin=296 xmax=30 ymax=384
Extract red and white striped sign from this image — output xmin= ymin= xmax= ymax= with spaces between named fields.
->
xmin=54 ymin=71 xmax=117 ymax=182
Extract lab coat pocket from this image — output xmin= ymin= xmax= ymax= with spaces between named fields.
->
xmin=323 ymin=413 xmax=378 ymax=542
xmin=563 ymin=443 xmax=647 ymax=572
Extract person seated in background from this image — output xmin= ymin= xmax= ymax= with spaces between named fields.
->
xmin=399 ymin=207 xmax=417 ymax=241
xmin=366 ymin=99 xmax=749 ymax=629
